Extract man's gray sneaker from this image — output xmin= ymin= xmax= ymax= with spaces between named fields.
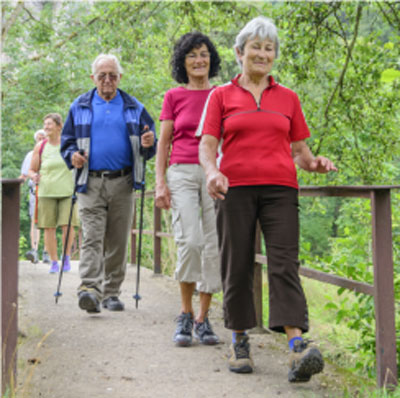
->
xmin=288 ymin=339 xmax=324 ymax=382
xmin=173 ymin=312 xmax=193 ymax=347
xmin=102 ymin=296 xmax=125 ymax=311
xmin=194 ymin=317 xmax=219 ymax=345
xmin=78 ymin=290 xmax=100 ymax=314
xmin=42 ymin=251 xmax=51 ymax=264
xmin=26 ymin=249 xmax=38 ymax=264
xmin=229 ymin=334 xmax=254 ymax=373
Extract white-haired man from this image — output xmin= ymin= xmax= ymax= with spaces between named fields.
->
xmin=20 ymin=129 xmax=51 ymax=264
xmin=61 ymin=54 xmax=157 ymax=313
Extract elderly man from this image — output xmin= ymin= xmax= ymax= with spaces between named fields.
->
xmin=61 ymin=54 xmax=156 ymax=314
xmin=20 ymin=129 xmax=51 ymax=264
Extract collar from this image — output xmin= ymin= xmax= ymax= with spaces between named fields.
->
xmin=92 ymin=89 xmax=122 ymax=105
xmin=78 ymin=88 xmax=137 ymax=109
xmin=231 ymin=74 xmax=277 ymax=88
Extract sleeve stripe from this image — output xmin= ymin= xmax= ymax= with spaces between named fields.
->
xmin=195 ymin=88 xmax=217 ymax=138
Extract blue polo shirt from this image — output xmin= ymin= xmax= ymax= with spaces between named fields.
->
xmin=89 ymin=90 xmax=133 ymax=170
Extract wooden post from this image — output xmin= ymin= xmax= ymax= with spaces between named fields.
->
xmin=2 ymin=179 xmax=21 ymax=395
xmin=370 ymin=189 xmax=398 ymax=388
xmin=252 ymin=223 xmax=268 ymax=334
xmin=153 ymin=204 xmax=161 ymax=274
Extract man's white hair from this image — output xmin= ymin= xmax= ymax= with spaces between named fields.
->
xmin=34 ymin=129 xmax=46 ymax=141
xmin=91 ymin=54 xmax=123 ymax=75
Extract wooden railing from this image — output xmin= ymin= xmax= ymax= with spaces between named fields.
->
xmin=132 ymin=185 xmax=399 ymax=389
xmin=1 ymin=179 xmax=22 ymax=395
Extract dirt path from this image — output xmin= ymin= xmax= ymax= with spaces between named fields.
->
xmin=16 ymin=260 xmax=345 ymax=398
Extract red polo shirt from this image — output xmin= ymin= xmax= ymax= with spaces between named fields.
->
xmin=197 ymin=74 xmax=310 ymax=189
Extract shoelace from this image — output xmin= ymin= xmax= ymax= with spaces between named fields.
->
xmin=293 ymin=339 xmax=313 ymax=353
xmin=177 ymin=314 xmax=193 ymax=334
xmin=234 ymin=339 xmax=250 ymax=359
xmin=196 ymin=318 xmax=214 ymax=336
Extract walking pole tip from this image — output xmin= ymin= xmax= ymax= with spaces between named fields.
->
xmin=133 ymin=293 xmax=142 ymax=308
xmin=54 ymin=291 xmax=62 ymax=304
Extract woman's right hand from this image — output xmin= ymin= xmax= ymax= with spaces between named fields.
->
xmin=155 ymin=182 xmax=171 ymax=210
xmin=31 ymin=172 xmax=40 ymax=184
xmin=206 ymin=170 xmax=229 ymax=200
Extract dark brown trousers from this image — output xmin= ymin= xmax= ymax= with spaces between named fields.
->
xmin=216 ymin=185 xmax=309 ymax=333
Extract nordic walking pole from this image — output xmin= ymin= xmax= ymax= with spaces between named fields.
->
xmin=54 ymin=149 xmax=84 ymax=303
xmin=133 ymin=128 xmax=149 ymax=309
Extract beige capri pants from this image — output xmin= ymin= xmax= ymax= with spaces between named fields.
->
xmin=167 ymin=164 xmax=221 ymax=294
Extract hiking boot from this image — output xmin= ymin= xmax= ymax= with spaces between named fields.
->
xmin=42 ymin=251 xmax=51 ymax=264
xmin=102 ymin=296 xmax=125 ymax=311
xmin=229 ymin=334 xmax=254 ymax=373
xmin=78 ymin=290 xmax=100 ymax=314
xmin=288 ymin=339 xmax=324 ymax=382
xmin=26 ymin=249 xmax=38 ymax=264
xmin=49 ymin=262 xmax=59 ymax=274
xmin=194 ymin=317 xmax=219 ymax=345
xmin=173 ymin=312 xmax=193 ymax=347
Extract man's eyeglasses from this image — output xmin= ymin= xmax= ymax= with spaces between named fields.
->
xmin=96 ymin=73 xmax=119 ymax=81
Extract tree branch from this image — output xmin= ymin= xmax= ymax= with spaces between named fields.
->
xmin=29 ymin=16 xmax=100 ymax=61
xmin=316 ymin=3 xmax=363 ymax=154
xmin=1 ymin=1 xmax=24 ymax=48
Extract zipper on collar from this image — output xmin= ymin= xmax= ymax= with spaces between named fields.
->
xmin=240 ymin=85 xmax=270 ymax=111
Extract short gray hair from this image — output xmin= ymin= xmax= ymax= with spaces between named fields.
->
xmin=91 ymin=54 xmax=123 ymax=75
xmin=234 ymin=16 xmax=280 ymax=66
xmin=34 ymin=129 xmax=45 ymax=141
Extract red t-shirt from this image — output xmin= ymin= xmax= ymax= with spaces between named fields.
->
xmin=160 ymin=86 xmax=215 ymax=165
xmin=197 ymin=75 xmax=310 ymax=189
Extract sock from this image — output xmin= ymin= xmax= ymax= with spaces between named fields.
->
xmin=51 ymin=260 xmax=59 ymax=267
xmin=64 ymin=255 xmax=70 ymax=265
xmin=232 ymin=332 xmax=246 ymax=344
xmin=289 ymin=336 xmax=303 ymax=351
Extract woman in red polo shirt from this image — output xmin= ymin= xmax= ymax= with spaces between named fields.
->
xmin=198 ymin=17 xmax=337 ymax=382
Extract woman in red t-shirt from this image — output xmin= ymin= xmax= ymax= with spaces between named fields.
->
xmin=155 ymin=32 xmax=221 ymax=348
xmin=198 ymin=17 xmax=337 ymax=382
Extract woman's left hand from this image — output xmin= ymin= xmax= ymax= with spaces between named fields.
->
xmin=309 ymin=156 xmax=338 ymax=173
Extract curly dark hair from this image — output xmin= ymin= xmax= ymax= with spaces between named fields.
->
xmin=171 ymin=32 xmax=221 ymax=84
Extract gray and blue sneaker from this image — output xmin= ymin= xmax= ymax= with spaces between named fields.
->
xmin=194 ymin=317 xmax=219 ymax=345
xmin=229 ymin=334 xmax=254 ymax=373
xmin=78 ymin=290 xmax=101 ymax=314
xmin=42 ymin=251 xmax=51 ymax=264
xmin=173 ymin=312 xmax=193 ymax=347
xmin=288 ymin=339 xmax=324 ymax=382
xmin=26 ymin=249 xmax=39 ymax=264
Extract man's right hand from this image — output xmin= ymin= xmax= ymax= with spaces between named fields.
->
xmin=71 ymin=150 xmax=87 ymax=168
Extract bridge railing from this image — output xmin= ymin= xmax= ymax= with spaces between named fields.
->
xmin=1 ymin=179 xmax=22 ymax=396
xmin=131 ymin=185 xmax=399 ymax=389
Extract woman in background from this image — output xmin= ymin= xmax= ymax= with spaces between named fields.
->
xmin=29 ymin=113 xmax=79 ymax=273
